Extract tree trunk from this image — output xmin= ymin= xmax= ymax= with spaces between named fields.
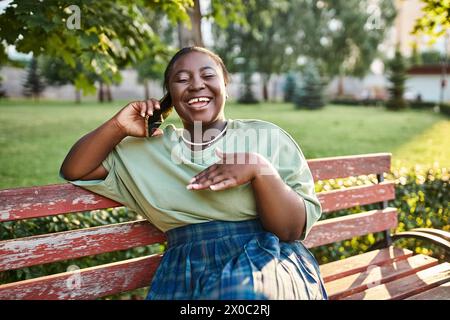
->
xmin=178 ymin=0 xmax=204 ymax=47
xmin=75 ymin=88 xmax=81 ymax=104
xmin=106 ymin=85 xmax=112 ymax=102
xmin=144 ymin=80 xmax=149 ymax=100
xmin=262 ymin=75 xmax=270 ymax=102
xmin=271 ymin=76 xmax=278 ymax=102
xmin=337 ymin=75 xmax=344 ymax=97
xmin=98 ymin=81 xmax=104 ymax=103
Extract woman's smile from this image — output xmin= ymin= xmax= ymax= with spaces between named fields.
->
xmin=186 ymin=96 xmax=213 ymax=110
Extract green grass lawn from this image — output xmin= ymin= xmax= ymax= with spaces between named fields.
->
xmin=0 ymin=99 xmax=449 ymax=189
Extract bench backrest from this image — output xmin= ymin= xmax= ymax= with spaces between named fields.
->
xmin=0 ymin=153 xmax=397 ymax=299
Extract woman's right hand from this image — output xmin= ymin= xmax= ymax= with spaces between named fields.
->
xmin=112 ymin=99 xmax=164 ymax=138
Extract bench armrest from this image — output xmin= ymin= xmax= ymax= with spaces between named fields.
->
xmin=404 ymin=228 xmax=450 ymax=242
xmin=369 ymin=228 xmax=450 ymax=255
xmin=391 ymin=228 xmax=450 ymax=255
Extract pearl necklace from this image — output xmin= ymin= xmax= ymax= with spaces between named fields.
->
xmin=181 ymin=121 xmax=228 ymax=146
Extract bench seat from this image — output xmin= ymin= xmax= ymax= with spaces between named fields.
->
xmin=320 ymin=246 xmax=449 ymax=300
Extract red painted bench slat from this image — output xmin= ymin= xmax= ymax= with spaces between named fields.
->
xmin=325 ymin=254 xmax=439 ymax=300
xmin=307 ymin=153 xmax=391 ymax=181
xmin=0 ymin=220 xmax=165 ymax=272
xmin=0 ymin=208 xmax=396 ymax=272
xmin=318 ymin=182 xmax=395 ymax=214
xmin=0 ymin=154 xmax=392 ymax=223
xmin=405 ymin=282 xmax=450 ymax=300
xmin=0 ymin=254 xmax=162 ymax=300
xmin=0 ymin=184 xmax=121 ymax=222
xmin=342 ymin=262 xmax=450 ymax=300
xmin=319 ymin=247 xmax=414 ymax=283
xmin=303 ymin=208 xmax=398 ymax=248
xmin=0 ymin=182 xmax=395 ymax=223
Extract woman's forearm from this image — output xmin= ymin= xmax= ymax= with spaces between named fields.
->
xmin=251 ymin=161 xmax=307 ymax=242
xmin=60 ymin=118 xmax=127 ymax=180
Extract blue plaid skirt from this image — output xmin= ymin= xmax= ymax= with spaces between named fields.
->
xmin=145 ymin=219 xmax=328 ymax=300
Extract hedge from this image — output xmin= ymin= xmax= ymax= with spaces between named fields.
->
xmin=330 ymin=98 xmax=385 ymax=107
xmin=440 ymin=103 xmax=450 ymax=116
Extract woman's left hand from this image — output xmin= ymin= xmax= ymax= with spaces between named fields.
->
xmin=186 ymin=148 xmax=274 ymax=191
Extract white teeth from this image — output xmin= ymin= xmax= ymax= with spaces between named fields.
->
xmin=188 ymin=97 xmax=211 ymax=104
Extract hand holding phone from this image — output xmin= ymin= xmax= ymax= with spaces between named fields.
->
xmin=146 ymin=94 xmax=173 ymax=137
xmin=112 ymin=96 xmax=173 ymax=138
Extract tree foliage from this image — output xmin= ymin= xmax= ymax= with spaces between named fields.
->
xmin=420 ymin=50 xmax=448 ymax=64
xmin=213 ymin=0 xmax=396 ymax=101
xmin=0 ymin=0 xmax=193 ymax=93
xmin=22 ymin=58 xmax=46 ymax=99
xmin=386 ymin=49 xmax=408 ymax=110
xmin=300 ymin=0 xmax=396 ymax=78
xmin=413 ymin=0 xmax=450 ymax=42
xmin=177 ymin=0 xmax=248 ymax=47
xmin=213 ymin=0 xmax=295 ymax=101
xmin=294 ymin=62 xmax=326 ymax=109
xmin=39 ymin=55 xmax=90 ymax=103
xmin=238 ymin=71 xmax=259 ymax=104
xmin=208 ymin=0 xmax=248 ymax=29
xmin=283 ymin=72 xmax=298 ymax=103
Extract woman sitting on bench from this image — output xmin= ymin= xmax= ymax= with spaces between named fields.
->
xmin=59 ymin=46 xmax=328 ymax=300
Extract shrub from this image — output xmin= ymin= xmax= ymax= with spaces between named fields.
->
xmin=294 ymin=63 xmax=326 ymax=110
xmin=283 ymin=72 xmax=298 ymax=103
xmin=310 ymin=166 xmax=449 ymax=265
xmin=440 ymin=103 xmax=450 ymax=116
xmin=238 ymin=72 xmax=259 ymax=104
xmin=330 ymin=98 xmax=385 ymax=107
xmin=409 ymin=101 xmax=437 ymax=109
xmin=385 ymin=49 xmax=408 ymax=110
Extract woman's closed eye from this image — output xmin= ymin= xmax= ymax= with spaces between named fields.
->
xmin=176 ymin=78 xmax=189 ymax=83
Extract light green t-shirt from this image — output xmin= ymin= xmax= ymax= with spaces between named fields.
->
xmin=60 ymin=118 xmax=322 ymax=240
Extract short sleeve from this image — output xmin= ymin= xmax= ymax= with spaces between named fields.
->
xmin=272 ymin=129 xmax=322 ymax=241
xmin=58 ymin=148 xmax=139 ymax=212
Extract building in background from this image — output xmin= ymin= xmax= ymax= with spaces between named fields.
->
xmin=329 ymin=0 xmax=450 ymax=103
xmin=406 ymin=65 xmax=450 ymax=102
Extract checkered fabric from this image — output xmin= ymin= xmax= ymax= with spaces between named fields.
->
xmin=146 ymin=219 xmax=328 ymax=300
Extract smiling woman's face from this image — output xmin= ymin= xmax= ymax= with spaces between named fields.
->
xmin=168 ymin=51 xmax=227 ymax=125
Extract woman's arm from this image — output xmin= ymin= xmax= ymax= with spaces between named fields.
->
xmin=59 ymin=119 xmax=127 ymax=181
xmin=186 ymin=150 xmax=308 ymax=242
xmin=250 ymin=161 xmax=307 ymax=242
xmin=60 ymin=99 xmax=163 ymax=181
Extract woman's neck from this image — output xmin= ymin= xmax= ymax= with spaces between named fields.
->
xmin=182 ymin=118 xmax=228 ymax=151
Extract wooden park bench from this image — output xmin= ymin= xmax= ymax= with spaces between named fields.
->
xmin=0 ymin=153 xmax=449 ymax=300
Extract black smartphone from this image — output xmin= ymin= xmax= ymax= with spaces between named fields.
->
xmin=147 ymin=94 xmax=172 ymax=136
